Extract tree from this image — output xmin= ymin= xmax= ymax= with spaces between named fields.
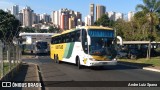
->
xmin=48 ymin=26 xmax=60 ymax=33
xmin=0 ymin=9 xmax=21 ymax=42
xmin=20 ymin=27 xmax=35 ymax=33
xmin=136 ymin=0 xmax=160 ymax=59
xmin=94 ymin=14 xmax=115 ymax=27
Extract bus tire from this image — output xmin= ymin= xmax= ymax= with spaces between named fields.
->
xmin=56 ymin=55 xmax=60 ymax=64
xmin=76 ymin=57 xmax=81 ymax=69
xmin=54 ymin=55 xmax=57 ymax=63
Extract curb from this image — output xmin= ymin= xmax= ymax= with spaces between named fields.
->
xmin=35 ymin=64 xmax=42 ymax=90
xmin=27 ymin=63 xmax=42 ymax=90
xmin=118 ymin=63 xmax=160 ymax=73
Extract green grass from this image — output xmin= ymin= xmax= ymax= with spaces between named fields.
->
xmin=118 ymin=57 xmax=160 ymax=66
xmin=0 ymin=62 xmax=18 ymax=78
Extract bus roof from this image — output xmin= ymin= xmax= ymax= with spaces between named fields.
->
xmin=77 ymin=26 xmax=113 ymax=30
xmin=52 ymin=26 xmax=113 ymax=37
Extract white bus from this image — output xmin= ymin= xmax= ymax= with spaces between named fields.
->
xmin=34 ymin=40 xmax=49 ymax=55
xmin=50 ymin=26 xmax=117 ymax=69
xmin=19 ymin=33 xmax=55 ymax=53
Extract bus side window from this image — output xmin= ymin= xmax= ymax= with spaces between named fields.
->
xmin=55 ymin=37 xmax=57 ymax=44
xmin=66 ymin=34 xmax=70 ymax=43
xmin=82 ymin=29 xmax=88 ymax=54
xmin=70 ymin=32 xmax=75 ymax=42
xmin=59 ymin=36 xmax=62 ymax=43
xmin=64 ymin=35 xmax=67 ymax=43
xmin=59 ymin=35 xmax=63 ymax=43
xmin=68 ymin=33 xmax=72 ymax=42
xmin=51 ymin=37 xmax=54 ymax=44
xmin=75 ymin=30 xmax=80 ymax=42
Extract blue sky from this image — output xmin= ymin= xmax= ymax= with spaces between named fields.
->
xmin=0 ymin=0 xmax=143 ymax=20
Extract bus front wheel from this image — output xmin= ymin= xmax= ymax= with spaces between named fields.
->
xmin=54 ymin=55 xmax=57 ymax=63
xmin=55 ymin=55 xmax=60 ymax=64
xmin=76 ymin=57 xmax=81 ymax=69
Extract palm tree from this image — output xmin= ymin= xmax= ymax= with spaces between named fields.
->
xmin=136 ymin=0 xmax=160 ymax=59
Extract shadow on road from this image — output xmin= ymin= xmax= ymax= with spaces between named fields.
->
xmin=54 ymin=61 xmax=152 ymax=71
xmin=22 ymin=51 xmax=50 ymax=56
xmin=118 ymin=61 xmax=153 ymax=68
xmin=2 ymin=64 xmax=29 ymax=90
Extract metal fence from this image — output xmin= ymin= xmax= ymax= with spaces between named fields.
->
xmin=0 ymin=40 xmax=22 ymax=79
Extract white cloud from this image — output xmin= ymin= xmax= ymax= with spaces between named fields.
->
xmin=0 ymin=1 xmax=14 ymax=10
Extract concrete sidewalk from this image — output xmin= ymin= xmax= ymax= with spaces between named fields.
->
xmin=2 ymin=63 xmax=41 ymax=90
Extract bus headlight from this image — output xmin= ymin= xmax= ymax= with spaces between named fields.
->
xmin=113 ymin=58 xmax=117 ymax=61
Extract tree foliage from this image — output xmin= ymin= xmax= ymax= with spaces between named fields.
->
xmin=48 ymin=26 xmax=60 ymax=33
xmin=114 ymin=0 xmax=160 ymax=41
xmin=0 ymin=9 xmax=21 ymax=42
xmin=136 ymin=0 xmax=160 ymax=41
xmin=20 ymin=27 xmax=35 ymax=33
xmin=94 ymin=14 xmax=115 ymax=27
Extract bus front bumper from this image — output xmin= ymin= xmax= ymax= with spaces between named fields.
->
xmin=86 ymin=59 xmax=117 ymax=66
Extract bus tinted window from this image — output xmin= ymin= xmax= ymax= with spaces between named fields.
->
xmin=81 ymin=29 xmax=88 ymax=54
xmin=36 ymin=42 xmax=48 ymax=49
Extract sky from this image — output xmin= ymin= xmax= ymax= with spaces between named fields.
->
xmin=0 ymin=0 xmax=143 ymax=20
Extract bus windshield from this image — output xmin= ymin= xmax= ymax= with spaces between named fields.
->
xmin=36 ymin=42 xmax=48 ymax=49
xmin=88 ymin=29 xmax=116 ymax=58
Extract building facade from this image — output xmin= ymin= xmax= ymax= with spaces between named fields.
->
xmin=115 ymin=12 xmax=124 ymax=21
xmin=85 ymin=15 xmax=92 ymax=26
xmin=22 ymin=7 xmax=33 ymax=27
xmin=11 ymin=5 xmax=19 ymax=16
xmin=96 ymin=5 xmax=106 ymax=20
xmin=60 ymin=13 xmax=69 ymax=30
xmin=128 ymin=11 xmax=135 ymax=21
xmin=90 ymin=3 xmax=94 ymax=25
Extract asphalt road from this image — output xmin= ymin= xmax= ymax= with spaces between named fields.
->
xmin=22 ymin=55 xmax=160 ymax=90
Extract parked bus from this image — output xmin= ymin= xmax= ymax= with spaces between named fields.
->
xmin=34 ymin=40 xmax=49 ymax=55
xmin=19 ymin=33 xmax=55 ymax=54
xmin=50 ymin=26 xmax=117 ymax=68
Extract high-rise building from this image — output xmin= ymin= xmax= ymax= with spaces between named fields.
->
xmin=60 ymin=13 xmax=69 ymax=30
xmin=90 ymin=3 xmax=94 ymax=25
xmin=128 ymin=11 xmax=135 ymax=21
xmin=22 ymin=6 xmax=33 ymax=27
xmin=51 ymin=11 xmax=54 ymax=24
xmin=4 ymin=9 xmax=11 ymax=14
xmin=51 ymin=8 xmax=82 ymax=30
xmin=69 ymin=16 xmax=75 ymax=29
xmin=96 ymin=5 xmax=106 ymax=20
xmin=77 ymin=19 xmax=82 ymax=26
xmin=115 ymin=12 xmax=124 ymax=21
xmin=52 ymin=11 xmax=59 ymax=26
xmin=18 ymin=11 xmax=23 ymax=24
xmin=40 ymin=13 xmax=51 ymax=23
xmin=32 ymin=13 xmax=37 ymax=24
xmin=75 ymin=12 xmax=82 ymax=20
xmin=11 ymin=5 xmax=19 ymax=16
xmin=107 ymin=11 xmax=116 ymax=21
xmin=36 ymin=14 xmax=40 ymax=23
xmin=85 ymin=15 xmax=92 ymax=26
